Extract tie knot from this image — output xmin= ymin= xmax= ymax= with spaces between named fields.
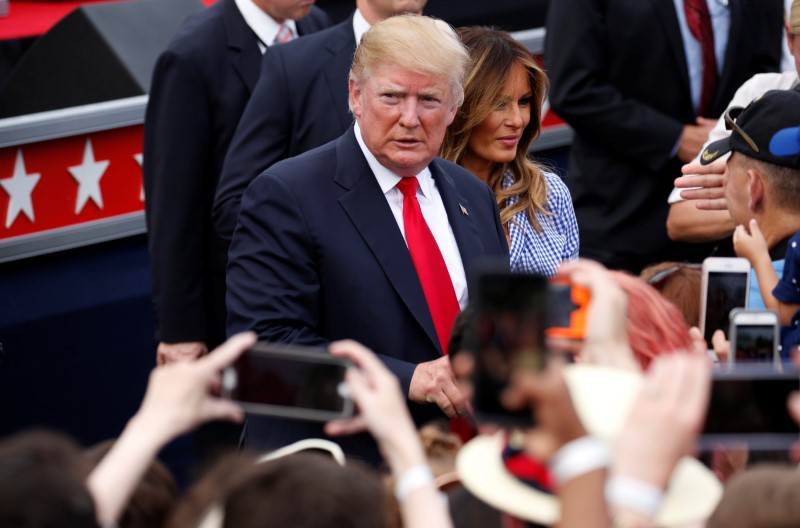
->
xmin=396 ymin=177 xmax=419 ymax=198
xmin=274 ymin=23 xmax=293 ymax=44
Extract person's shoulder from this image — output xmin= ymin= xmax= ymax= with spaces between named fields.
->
xmin=542 ymin=170 xmax=570 ymax=195
xmin=270 ymin=17 xmax=353 ymax=58
xmin=433 ymin=158 xmax=486 ymax=188
xmin=254 ymin=139 xmax=339 ymax=187
xmin=157 ymin=2 xmax=228 ymax=63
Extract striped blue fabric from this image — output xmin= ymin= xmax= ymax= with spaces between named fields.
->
xmin=504 ymin=170 xmax=579 ymax=277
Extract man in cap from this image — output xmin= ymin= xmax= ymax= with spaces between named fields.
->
xmin=698 ymin=89 xmax=800 ymax=314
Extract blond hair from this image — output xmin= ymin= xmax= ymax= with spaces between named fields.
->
xmin=349 ymin=14 xmax=468 ymax=110
xmin=439 ymin=26 xmax=550 ymax=230
xmin=791 ymin=0 xmax=800 ymax=34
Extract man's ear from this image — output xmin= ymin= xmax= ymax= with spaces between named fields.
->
xmin=747 ymin=168 xmax=765 ymax=212
xmin=349 ymin=78 xmax=362 ymax=119
xmin=445 ymin=103 xmax=458 ymax=126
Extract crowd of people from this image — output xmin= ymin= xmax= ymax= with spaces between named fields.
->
xmin=6 ymin=0 xmax=800 ymax=526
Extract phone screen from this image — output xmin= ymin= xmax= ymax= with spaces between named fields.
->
xmin=470 ymin=270 xmax=547 ymax=426
xmin=701 ymin=367 xmax=799 ymax=450
xmin=733 ymin=324 xmax=776 ymax=361
xmin=226 ymin=346 xmax=350 ymax=420
xmin=703 ymin=271 xmax=749 ymax=349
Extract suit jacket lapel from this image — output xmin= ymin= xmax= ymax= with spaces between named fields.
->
xmin=335 ymin=129 xmax=440 ymax=353
xmin=649 ymin=0 xmax=691 ymax=97
xmin=431 ymin=161 xmax=486 ymax=287
xmin=223 ymin=0 xmax=261 ymax=94
xmin=323 ymin=19 xmax=358 ymax=130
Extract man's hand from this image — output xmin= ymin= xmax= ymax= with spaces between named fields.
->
xmin=408 ymin=355 xmax=468 ymax=419
xmin=674 ymin=158 xmax=728 ymax=210
xmin=677 ymin=118 xmax=716 ymax=163
xmin=156 ymin=341 xmax=208 ymax=366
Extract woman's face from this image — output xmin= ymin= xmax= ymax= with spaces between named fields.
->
xmin=462 ymin=62 xmax=532 ymax=176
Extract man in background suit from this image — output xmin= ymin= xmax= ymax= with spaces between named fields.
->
xmin=144 ymin=0 xmax=330 ymax=365
xmin=226 ymin=15 xmax=508 ymax=463
xmin=142 ymin=0 xmax=330 ymax=458
xmin=546 ymin=0 xmax=783 ymax=273
xmin=213 ymin=0 xmax=426 ymax=241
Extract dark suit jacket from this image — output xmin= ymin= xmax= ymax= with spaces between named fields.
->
xmin=226 ymin=127 xmax=509 ymax=462
xmin=213 ymin=16 xmax=357 ymax=242
xmin=143 ymin=0 xmax=330 ymax=346
xmin=545 ymin=0 xmax=783 ymax=271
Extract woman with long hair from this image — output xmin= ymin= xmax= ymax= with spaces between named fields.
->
xmin=441 ymin=27 xmax=579 ymax=276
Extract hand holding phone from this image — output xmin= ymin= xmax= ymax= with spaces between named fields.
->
xmin=222 ymin=343 xmax=354 ymax=422
xmin=468 ymin=264 xmax=548 ymax=426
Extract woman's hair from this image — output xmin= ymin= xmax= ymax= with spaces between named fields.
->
xmin=609 ymin=271 xmax=696 ymax=370
xmin=440 ymin=26 xmax=550 ymax=230
xmin=639 ymin=261 xmax=702 ymax=328
xmin=349 ymin=14 xmax=468 ymax=109
xmin=84 ymin=439 xmax=179 ymax=528
xmin=169 ymin=452 xmax=390 ymax=528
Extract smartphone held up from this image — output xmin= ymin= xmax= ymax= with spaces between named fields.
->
xmin=466 ymin=263 xmax=590 ymax=426
xmin=221 ymin=343 xmax=354 ymax=422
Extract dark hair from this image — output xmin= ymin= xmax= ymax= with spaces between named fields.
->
xmin=170 ymin=452 xmax=389 ymax=528
xmin=85 ymin=439 xmax=179 ymax=528
xmin=0 ymin=429 xmax=98 ymax=528
xmin=440 ymin=26 xmax=551 ymax=230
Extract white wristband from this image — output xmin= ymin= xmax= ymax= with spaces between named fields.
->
xmin=548 ymin=435 xmax=611 ymax=485
xmin=395 ymin=464 xmax=435 ymax=502
xmin=606 ymin=476 xmax=664 ymax=518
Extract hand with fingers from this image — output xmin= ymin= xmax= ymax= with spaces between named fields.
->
xmin=408 ymin=355 xmax=469 ymax=419
xmin=613 ymin=353 xmax=711 ymax=489
xmin=733 ymin=219 xmax=769 ymax=264
xmin=674 ymin=158 xmax=729 ymax=210
xmin=557 ymin=259 xmax=638 ymax=371
xmin=88 ymin=332 xmax=257 ymax=526
xmin=324 ymin=340 xmax=454 ymax=528
xmin=609 ymin=353 xmax=711 ymax=527
xmin=156 ymin=340 xmax=208 ymax=366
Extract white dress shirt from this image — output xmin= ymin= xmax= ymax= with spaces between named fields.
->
xmin=354 ymin=122 xmax=469 ymax=309
xmin=234 ymin=0 xmax=297 ymax=53
xmin=352 ymin=8 xmax=371 ymax=45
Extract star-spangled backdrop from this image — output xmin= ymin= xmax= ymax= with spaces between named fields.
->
xmin=0 ymin=125 xmax=144 ymax=240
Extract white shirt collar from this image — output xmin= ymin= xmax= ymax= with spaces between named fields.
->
xmin=235 ymin=0 xmax=298 ymax=50
xmin=353 ymin=122 xmax=433 ymax=197
xmin=352 ymin=8 xmax=371 ymax=46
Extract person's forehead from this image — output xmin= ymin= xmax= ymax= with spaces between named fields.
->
xmin=367 ymin=65 xmax=449 ymax=90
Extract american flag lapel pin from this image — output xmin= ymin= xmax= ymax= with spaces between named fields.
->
xmin=459 ymin=204 xmax=469 ymax=216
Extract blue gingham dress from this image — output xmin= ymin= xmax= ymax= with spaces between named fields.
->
xmin=504 ymin=170 xmax=579 ymax=277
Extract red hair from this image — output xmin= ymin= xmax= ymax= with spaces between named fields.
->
xmin=609 ymin=271 xmax=696 ymax=370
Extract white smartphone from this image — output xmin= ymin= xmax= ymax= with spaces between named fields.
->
xmin=221 ymin=343 xmax=354 ymax=422
xmin=729 ymin=308 xmax=780 ymax=366
xmin=699 ymin=257 xmax=751 ymax=350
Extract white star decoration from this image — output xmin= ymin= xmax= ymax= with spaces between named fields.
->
xmin=68 ymin=139 xmax=109 ymax=215
xmin=0 ymin=150 xmax=41 ymax=228
xmin=133 ymin=153 xmax=144 ymax=202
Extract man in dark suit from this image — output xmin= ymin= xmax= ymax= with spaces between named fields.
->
xmin=226 ymin=14 xmax=508 ymax=463
xmin=143 ymin=0 xmax=330 ymax=366
xmin=545 ymin=0 xmax=783 ymax=273
xmin=213 ymin=0 xmax=426 ymax=241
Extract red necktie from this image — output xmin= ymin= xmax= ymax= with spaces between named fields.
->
xmin=684 ymin=0 xmax=717 ymax=116
xmin=273 ymin=23 xmax=293 ymax=45
xmin=396 ymin=177 xmax=460 ymax=355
